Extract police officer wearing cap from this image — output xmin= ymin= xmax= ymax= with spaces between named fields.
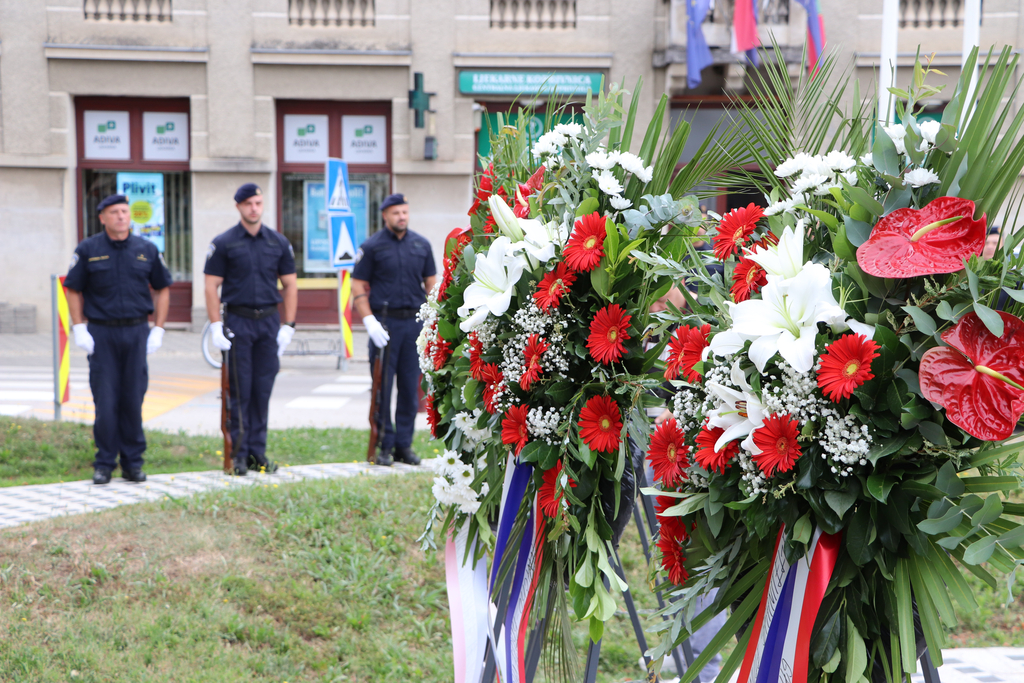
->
xmin=64 ymin=194 xmax=173 ymax=485
xmin=351 ymin=193 xmax=436 ymax=466
xmin=203 ymin=183 xmax=298 ymax=475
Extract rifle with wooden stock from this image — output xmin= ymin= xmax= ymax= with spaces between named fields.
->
xmin=367 ymin=305 xmax=390 ymax=463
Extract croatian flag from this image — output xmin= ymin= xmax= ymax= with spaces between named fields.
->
xmin=733 ymin=0 xmax=761 ymax=67
xmin=737 ymin=526 xmax=842 ymax=683
xmin=795 ymin=0 xmax=827 ymax=72
xmin=687 ymin=0 xmax=715 ymax=89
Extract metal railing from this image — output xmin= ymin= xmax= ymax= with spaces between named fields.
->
xmin=900 ymin=0 xmax=966 ymax=28
xmin=83 ymin=0 xmax=172 ymax=22
xmin=288 ymin=0 xmax=376 ymax=27
xmin=490 ymin=0 xmax=577 ymax=29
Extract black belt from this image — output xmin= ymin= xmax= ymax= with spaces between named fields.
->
xmin=90 ymin=316 xmax=148 ymax=327
xmin=226 ymin=305 xmax=279 ymax=320
xmin=373 ymin=308 xmax=418 ymax=320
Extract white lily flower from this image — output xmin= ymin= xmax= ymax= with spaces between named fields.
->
xmin=706 ymin=360 xmax=766 ymax=452
xmin=728 ymin=263 xmax=844 ymax=373
xmin=595 ymin=169 xmax=624 ymax=196
xmin=586 ymin=150 xmax=620 ymax=170
xmin=488 ymin=194 xmax=524 ymax=242
xmin=457 ymin=236 xmax=528 ymax=332
xmin=706 ymin=328 xmax=755 ymax=361
xmin=904 ymin=167 xmax=940 ymax=187
xmin=511 ymin=218 xmax=562 ymax=264
xmin=745 ymin=224 xmax=804 ymax=282
xmin=883 ymin=124 xmax=907 ymax=155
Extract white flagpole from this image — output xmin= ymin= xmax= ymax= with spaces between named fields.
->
xmin=961 ymin=0 xmax=982 ymax=122
xmin=878 ymin=0 xmax=900 ymax=125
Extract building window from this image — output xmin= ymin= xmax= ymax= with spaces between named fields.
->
xmin=490 ymin=0 xmax=577 ymax=29
xmin=900 ymin=0 xmax=969 ymax=28
xmin=288 ymin=0 xmax=375 ymax=27
xmin=83 ymin=0 xmax=173 ymax=22
xmin=707 ymin=0 xmax=789 ymax=25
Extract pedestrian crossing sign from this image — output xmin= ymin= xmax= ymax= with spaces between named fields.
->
xmin=330 ymin=213 xmax=357 ymax=268
xmin=326 ymin=158 xmax=350 ymax=211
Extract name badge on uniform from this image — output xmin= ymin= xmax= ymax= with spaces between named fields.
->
xmin=88 ymin=255 xmax=109 ymax=262
xmin=136 ymin=253 xmax=148 ymax=262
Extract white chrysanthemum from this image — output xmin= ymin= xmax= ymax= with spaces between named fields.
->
xmin=618 ymin=152 xmax=654 ymax=183
xmin=764 ymin=194 xmax=805 ymax=216
xmin=595 ymin=169 xmax=624 ymax=196
xmin=824 ymin=150 xmax=856 ymax=172
xmin=905 ymin=167 xmax=940 ymax=187
xmin=774 ymin=153 xmax=811 ymax=178
xmin=609 ymin=195 xmax=632 ymax=210
xmin=841 ymin=171 xmax=858 ymax=185
xmin=553 ymin=122 xmax=584 ymax=138
xmin=919 ymin=119 xmax=941 ymax=145
xmin=532 ymin=130 xmax=567 ymax=157
xmin=883 ymin=124 xmax=907 ymax=155
xmin=859 ymin=152 xmax=874 ymax=167
xmin=586 ymin=150 xmax=620 ymax=171
xmin=791 ymin=173 xmax=830 ymax=194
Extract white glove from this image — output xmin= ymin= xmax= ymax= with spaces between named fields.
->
xmin=147 ymin=326 xmax=165 ymax=355
xmin=210 ymin=321 xmax=232 ymax=351
xmin=277 ymin=325 xmax=295 ymax=357
xmin=72 ymin=323 xmax=95 ymax=355
xmin=364 ymin=314 xmax=390 ymax=348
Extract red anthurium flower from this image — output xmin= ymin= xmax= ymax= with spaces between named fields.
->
xmin=751 ymin=413 xmax=802 ymax=476
xmin=647 ymin=418 xmax=691 ymax=486
xmin=919 ymin=311 xmax=1024 ymax=441
xmin=534 ymin=263 xmax=577 ymax=311
xmin=468 ymin=164 xmax=495 ymax=215
xmin=694 ymin=423 xmax=739 ymax=473
xmin=432 ymin=337 xmax=452 ymax=371
xmin=817 ymin=334 xmax=880 ymax=401
xmin=501 ymin=404 xmax=531 ymax=455
xmin=426 ymin=394 xmax=441 ymax=438
xmin=731 ymin=257 xmax=767 ymax=302
xmin=468 ymin=332 xmax=485 ymax=381
xmin=664 ymin=324 xmax=710 ymax=382
xmin=578 ymin=395 xmax=622 ymax=453
xmin=513 ymin=168 xmax=544 ymax=218
xmin=520 ymin=334 xmax=549 ymax=390
xmin=563 ymin=212 xmax=607 ymax=272
xmin=712 ymin=203 xmax=764 ymax=260
xmin=857 ymin=196 xmax=987 ymax=278
xmin=538 ymin=460 xmax=577 ymax=518
xmin=587 ymin=304 xmax=631 ymax=364
xmin=481 ymin=363 xmax=504 ymax=414
xmin=656 ymin=515 xmax=690 ymax=585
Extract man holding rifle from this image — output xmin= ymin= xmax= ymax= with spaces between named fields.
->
xmin=351 ymin=193 xmax=436 ymax=466
xmin=204 ymin=183 xmax=298 ymax=475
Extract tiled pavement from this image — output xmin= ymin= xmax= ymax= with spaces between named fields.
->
xmin=0 ymin=460 xmax=432 ymax=529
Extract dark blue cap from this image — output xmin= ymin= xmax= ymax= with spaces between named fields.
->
xmin=96 ymin=194 xmax=129 ymax=213
xmin=380 ymin=193 xmax=407 ymax=212
xmin=234 ymin=183 xmax=262 ymax=204
xmin=989 ymin=225 xmax=1001 ymax=235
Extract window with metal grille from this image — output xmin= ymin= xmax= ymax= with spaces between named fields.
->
xmin=83 ymin=0 xmax=172 ymax=22
xmin=288 ymin=0 xmax=376 ymax=27
xmin=490 ymin=0 xmax=577 ymax=29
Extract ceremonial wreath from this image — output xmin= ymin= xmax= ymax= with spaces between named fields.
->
xmin=421 ymin=47 xmax=1024 ymax=683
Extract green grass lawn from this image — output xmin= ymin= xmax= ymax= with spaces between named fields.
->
xmin=0 ymin=417 xmax=438 ymax=487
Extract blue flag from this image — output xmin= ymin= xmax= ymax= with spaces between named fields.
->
xmin=794 ymin=0 xmax=826 ymax=71
xmin=687 ymin=0 xmax=714 ymax=89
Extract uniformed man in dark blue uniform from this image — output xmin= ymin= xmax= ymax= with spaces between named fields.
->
xmin=64 ymin=194 xmax=173 ymax=485
xmin=203 ymin=183 xmax=298 ymax=475
xmin=351 ymin=193 xmax=436 ymax=466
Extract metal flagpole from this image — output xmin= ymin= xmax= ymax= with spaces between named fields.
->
xmin=50 ymin=274 xmax=61 ymax=422
xmin=878 ymin=0 xmax=900 ymax=125
xmin=961 ymin=0 xmax=982 ymax=127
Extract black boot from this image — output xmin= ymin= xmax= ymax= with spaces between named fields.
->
xmin=233 ymin=455 xmax=248 ymax=476
xmin=122 ymin=467 xmax=147 ymax=483
xmin=394 ymin=446 xmax=420 ymax=466
xmin=250 ymin=453 xmax=278 ymax=474
xmin=92 ymin=467 xmax=112 ymax=485
xmin=375 ymin=448 xmax=394 ymax=467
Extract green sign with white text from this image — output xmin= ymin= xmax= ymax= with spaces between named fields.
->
xmin=459 ymin=71 xmax=603 ymax=96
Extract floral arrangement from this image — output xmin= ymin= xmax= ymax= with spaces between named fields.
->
xmin=638 ymin=49 xmax=1024 ymax=683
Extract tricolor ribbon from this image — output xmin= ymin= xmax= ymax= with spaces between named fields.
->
xmin=445 ymin=524 xmax=490 ymax=683
xmin=737 ymin=526 xmax=841 ymax=683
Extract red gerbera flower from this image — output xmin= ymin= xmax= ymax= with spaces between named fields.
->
xmin=751 ymin=413 xmax=802 ymax=476
xmin=562 ymin=212 xmax=607 ymax=272
xmin=657 ymin=517 xmax=690 ymax=585
xmin=501 ymin=404 xmax=530 ymax=455
xmin=468 ymin=332 xmax=485 ymax=381
xmin=712 ymin=203 xmax=764 ymax=260
xmin=664 ymin=324 xmax=710 ymax=382
xmin=538 ymin=460 xmax=578 ymax=518
xmin=533 ymin=262 xmax=577 ymax=311
xmin=647 ymin=418 xmax=690 ymax=486
xmin=731 ymin=257 xmax=767 ymax=302
xmin=817 ymin=334 xmax=880 ymax=402
xmin=481 ymin=363 xmax=504 ymax=414
xmin=483 ymin=214 xmax=496 ymax=234
xmin=587 ymin=304 xmax=631 ymax=364
xmin=426 ymin=394 xmax=441 ymax=438
xmin=437 ymin=268 xmax=454 ymax=301
xmin=432 ymin=337 xmax=452 ymax=371
xmin=694 ymin=423 xmax=739 ymax=474
xmin=578 ymin=395 xmax=622 ymax=454
xmin=520 ymin=334 xmax=549 ymax=390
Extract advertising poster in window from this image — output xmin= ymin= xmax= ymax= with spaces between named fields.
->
xmin=284 ymin=114 xmax=329 ymax=164
xmin=341 ymin=115 xmax=387 ymax=164
xmin=349 ymin=182 xmax=369 ymax=248
xmin=143 ymin=112 xmax=189 ymax=162
xmin=303 ymin=180 xmax=333 ymax=273
xmin=84 ymin=110 xmax=131 ymax=160
xmin=116 ymin=172 xmax=165 ymax=252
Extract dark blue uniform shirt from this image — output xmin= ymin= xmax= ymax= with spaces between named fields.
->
xmin=64 ymin=232 xmax=173 ymax=321
xmin=203 ymin=223 xmax=296 ymax=307
xmin=351 ymin=228 xmax=436 ymax=312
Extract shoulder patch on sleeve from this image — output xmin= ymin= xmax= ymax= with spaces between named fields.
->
xmin=354 ymin=248 xmax=364 ymax=264
xmin=288 ymin=242 xmax=294 ymax=257
xmin=69 ymin=253 xmax=79 ymax=270
xmin=206 ymin=243 xmax=216 ymax=261
xmin=158 ymin=252 xmax=168 ymax=267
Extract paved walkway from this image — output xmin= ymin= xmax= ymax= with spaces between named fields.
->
xmin=0 ymin=459 xmax=433 ymax=529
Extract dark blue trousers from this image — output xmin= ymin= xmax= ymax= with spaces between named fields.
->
xmin=88 ymin=322 xmax=149 ymax=472
xmin=368 ymin=317 xmax=422 ymax=454
xmin=224 ymin=312 xmax=280 ymax=463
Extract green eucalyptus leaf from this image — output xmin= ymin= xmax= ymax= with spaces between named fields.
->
xmin=902 ymin=305 xmax=937 ymax=336
xmin=974 ymin=302 xmax=1005 ymax=337
xmin=917 ymin=508 xmax=963 ymax=535
xmin=972 ymin=493 xmax=1004 ymax=527
xmin=962 ymin=535 xmax=999 ymax=565
xmin=935 ymin=461 xmax=966 ymax=497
